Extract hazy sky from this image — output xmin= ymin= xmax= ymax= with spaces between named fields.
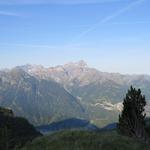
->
xmin=0 ymin=0 xmax=150 ymax=74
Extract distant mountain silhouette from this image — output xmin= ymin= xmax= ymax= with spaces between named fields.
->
xmin=100 ymin=123 xmax=117 ymax=131
xmin=37 ymin=118 xmax=99 ymax=134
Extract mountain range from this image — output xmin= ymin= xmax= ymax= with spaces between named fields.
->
xmin=0 ymin=60 xmax=150 ymax=127
xmin=0 ymin=68 xmax=85 ymax=125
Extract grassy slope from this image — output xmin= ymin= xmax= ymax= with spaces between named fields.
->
xmin=22 ymin=130 xmax=150 ymax=150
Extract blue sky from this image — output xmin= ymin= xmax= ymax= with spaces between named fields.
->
xmin=0 ymin=0 xmax=150 ymax=74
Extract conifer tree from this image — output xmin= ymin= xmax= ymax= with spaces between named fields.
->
xmin=118 ymin=86 xmax=149 ymax=142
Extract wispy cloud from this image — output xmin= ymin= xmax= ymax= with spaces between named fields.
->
xmin=0 ymin=11 xmax=21 ymax=16
xmin=0 ymin=42 xmax=87 ymax=49
xmin=0 ymin=0 xmax=123 ymax=5
xmin=70 ymin=0 xmax=146 ymax=41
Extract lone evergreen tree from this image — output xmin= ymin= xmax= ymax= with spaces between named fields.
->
xmin=118 ymin=86 xmax=149 ymax=142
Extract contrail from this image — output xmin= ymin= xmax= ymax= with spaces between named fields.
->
xmin=0 ymin=0 xmax=124 ymax=5
xmin=71 ymin=0 xmax=146 ymax=42
xmin=112 ymin=21 xmax=150 ymax=25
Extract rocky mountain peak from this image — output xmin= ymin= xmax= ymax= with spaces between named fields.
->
xmin=18 ymin=64 xmax=44 ymax=72
xmin=64 ymin=60 xmax=88 ymax=68
xmin=77 ymin=60 xmax=88 ymax=67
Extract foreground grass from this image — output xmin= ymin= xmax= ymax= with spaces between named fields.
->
xmin=21 ymin=130 xmax=150 ymax=150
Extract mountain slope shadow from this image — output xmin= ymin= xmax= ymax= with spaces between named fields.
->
xmin=37 ymin=118 xmax=99 ymax=134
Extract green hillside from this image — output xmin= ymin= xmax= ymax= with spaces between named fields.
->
xmin=21 ymin=130 xmax=150 ymax=150
xmin=0 ymin=107 xmax=41 ymax=150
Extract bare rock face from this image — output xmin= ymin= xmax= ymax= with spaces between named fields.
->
xmin=0 ymin=68 xmax=85 ymax=125
xmin=18 ymin=61 xmax=150 ymax=90
xmin=14 ymin=60 xmax=150 ymax=105
xmin=64 ymin=60 xmax=88 ymax=68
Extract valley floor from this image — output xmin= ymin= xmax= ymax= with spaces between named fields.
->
xmin=21 ymin=130 xmax=150 ymax=150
